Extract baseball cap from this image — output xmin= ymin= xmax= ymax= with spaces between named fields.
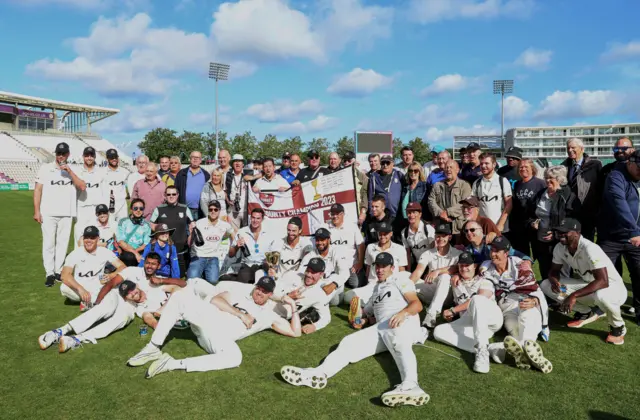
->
xmin=330 ymin=203 xmax=345 ymax=214
xmin=490 ymin=236 xmax=511 ymax=251
xmin=282 ymin=152 xmax=291 ymax=160
xmin=554 ymin=218 xmax=581 ymax=233
xmin=435 ymin=223 xmax=452 ymax=235
xmin=374 ymin=252 xmax=394 ymax=266
xmin=106 ymin=149 xmax=119 ymax=159
xmin=505 ymin=147 xmax=523 ymax=160
xmin=118 ymin=280 xmax=137 ymax=298
xmin=208 ymin=200 xmax=221 ymax=210
xmin=83 ymin=225 xmax=100 ymax=238
xmin=460 ymin=196 xmax=480 ymax=207
xmin=231 ymin=154 xmax=244 ymax=162
xmin=314 ymin=227 xmax=331 ymax=239
xmin=95 ymin=204 xmax=109 ymax=214
xmin=307 ymin=149 xmax=320 ymax=158
xmin=55 ymin=142 xmax=70 ymax=155
xmin=406 ymin=202 xmax=422 ymax=213
xmin=256 ymin=276 xmax=276 ymax=293
xmin=432 ymin=145 xmax=445 ymax=154
xmin=458 ymin=251 xmax=475 ymax=265
xmin=466 ymin=142 xmax=481 ymax=151
xmin=342 ymin=151 xmax=356 ymax=161
xmin=83 ymin=146 xmax=96 ymax=157
xmin=378 ymin=221 xmax=393 ymax=233
xmin=306 ymin=257 xmax=326 ymax=273
xmin=288 ymin=216 xmax=303 ymax=229
xmin=380 ymin=154 xmax=393 ymax=163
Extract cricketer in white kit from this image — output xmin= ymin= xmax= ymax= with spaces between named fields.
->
xmin=266 ymin=216 xmax=313 ymax=278
xmin=74 ymin=147 xmax=107 ymax=247
xmin=34 ymin=142 xmax=86 ymax=286
xmin=281 ymin=252 xmax=429 ymax=408
xmin=103 ymin=149 xmax=130 ymax=223
xmin=127 ymin=276 xmax=302 ymax=379
xmin=432 ymin=251 xmax=505 ymax=373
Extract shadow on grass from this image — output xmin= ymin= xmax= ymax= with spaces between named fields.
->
xmin=589 ymin=410 xmax=633 ymax=420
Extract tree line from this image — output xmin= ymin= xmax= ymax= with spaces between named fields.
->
xmin=138 ymin=128 xmax=434 ymax=165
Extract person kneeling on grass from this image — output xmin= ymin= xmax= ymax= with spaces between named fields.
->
xmin=433 ymin=252 xmax=505 ymax=373
xmin=280 ymin=252 xmax=430 ymax=408
xmin=127 ymin=276 xmax=301 ymax=379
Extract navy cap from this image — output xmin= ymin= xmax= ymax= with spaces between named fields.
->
xmin=83 ymin=146 xmax=96 ymax=157
xmin=208 ymin=200 xmax=221 ymax=210
xmin=307 ymin=149 xmax=320 ymax=158
xmin=314 ymin=227 xmax=331 ymax=239
xmin=288 ymin=216 xmax=303 ymax=229
xmin=95 ymin=204 xmax=109 ymax=214
xmin=458 ymin=252 xmax=475 ymax=265
xmin=330 ymin=203 xmax=345 ymax=214
xmin=282 ymin=152 xmax=291 ymax=159
xmin=106 ymin=149 xmax=118 ymax=158
xmin=306 ymin=257 xmax=326 ymax=273
xmin=377 ymin=222 xmax=393 ymax=233
xmin=374 ymin=252 xmax=394 ymax=266
xmin=342 ymin=151 xmax=356 ymax=161
xmin=55 ymin=142 xmax=70 ymax=154
xmin=118 ymin=280 xmax=137 ymax=298
xmin=380 ymin=154 xmax=393 ymax=162
xmin=490 ymin=236 xmax=511 ymax=251
xmin=435 ymin=223 xmax=452 ymax=235
xmin=83 ymin=225 xmax=100 ymax=237
xmin=466 ymin=142 xmax=481 ymax=151
xmin=554 ymin=218 xmax=581 ymax=233
xmin=505 ymin=146 xmax=523 ymax=160
xmin=256 ymin=276 xmax=276 ymax=293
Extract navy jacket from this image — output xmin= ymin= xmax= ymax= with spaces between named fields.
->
xmin=368 ymin=169 xmax=405 ymax=217
xmin=175 ymin=167 xmax=210 ymax=216
xmin=599 ymin=162 xmax=640 ymax=241
xmin=401 ymin=181 xmax=428 ymax=217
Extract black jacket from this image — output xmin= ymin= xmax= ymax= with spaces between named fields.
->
xmin=561 ymin=154 xmax=602 ymax=224
xmin=175 ymin=167 xmax=211 ymax=211
xmin=362 ymin=209 xmax=394 ymax=245
xmin=527 ymin=185 xmax=582 ymax=242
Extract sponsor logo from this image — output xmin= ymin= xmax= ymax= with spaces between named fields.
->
xmin=479 ymin=195 xmax=500 ymax=202
xmin=233 ymin=303 xmax=249 ymax=315
xmin=178 ymin=212 xmax=184 ymax=218
xmin=281 ymin=258 xmax=302 ymax=267
xmin=206 ymin=235 xmax=221 ymax=242
xmin=373 ymin=290 xmax=391 ymax=304
xmin=77 ymin=270 xmax=100 ymax=278
xmin=331 ymin=239 xmax=348 ymax=246
xmin=109 ymin=181 xmax=125 ymax=187
xmin=86 ymin=182 xmax=100 ymax=189
xmin=51 ymin=180 xmax=72 ymax=186
xmin=412 ymin=244 xmax=427 ymax=250
xmin=259 ymin=193 xmax=275 ymax=207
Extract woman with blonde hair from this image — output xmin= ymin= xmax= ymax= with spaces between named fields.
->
xmin=509 ymin=159 xmax=546 ymax=257
xmin=200 ymin=168 xmax=228 ymax=221
xmin=400 ymin=161 xmax=428 ymax=221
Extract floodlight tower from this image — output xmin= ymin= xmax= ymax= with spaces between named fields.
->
xmin=493 ymin=79 xmax=514 ymax=152
xmin=208 ymin=62 xmax=230 ymax=161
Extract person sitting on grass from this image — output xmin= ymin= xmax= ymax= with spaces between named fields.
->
xmin=138 ymin=224 xmax=179 ymax=278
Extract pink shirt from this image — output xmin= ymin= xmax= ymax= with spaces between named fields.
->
xmin=132 ymin=178 xmax=167 ymax=220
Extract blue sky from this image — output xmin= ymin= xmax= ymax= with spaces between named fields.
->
xmin=1 ymin=0 xmax=639 ymax=156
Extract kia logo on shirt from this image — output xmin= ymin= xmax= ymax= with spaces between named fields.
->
xmin=77 ymin=270 xmax=100 ymax=277
xmin=206 ymin=235 xmax=221 ymax=241
xmin=413 ymin=244 xmax=427 ymax=250
xmin=479 ymin=196 xmax=500 ymax=202
xmin=373 ymin=290 xmax=391 ymax=304
xmin=86 ymin=182 xmax=101 ymax=188
xmin=282 ymin=258 xmax=302 ymax=266
xmin=109 ymin=181 xmax=125 ymax=186
xmin=51 ymin=180 xmax=72 ymax=186
xmin=331 ymin=239 xmax=348 ymax=246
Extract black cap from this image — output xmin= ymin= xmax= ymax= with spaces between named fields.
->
xmin=314 ymin=227 xmax=331 ymax=239
xmin=342 ymin=151 xmax=356 ymax=161
xmin=256 ymin=276 xmax=276 ymax=293
xmin=380 ymin=154 xmax=393 ymax=162
xmin=435 ymin=223 xmax=452 ymax=235
xmin=95 ymin=204 xmax=109 ymax=214
xmin=458 ymin=252 xmax=475 ymax=265
xmin=282 ymin=152 xmax=291 ymax=159
xmin=288 ymin=216 xmax=303 ymax=229
xmin=306 ymin=257 xmax=326 ymax=273
xmin=330 ymin=203 xmax=344 ymax=214
xmin=307 ymin=149 xmax=320 ymax=158
xmin=466 ymin=142 xmax=481 ymax=151
xmin=554 ymin=218 xmax=581 ymax=233
xmin=208 ymin=200 xmax=221 ymax=210
xmin=118 ymin=280 xmax=137 ymax=298
xmin=83 ymin=225 xmax=100 ymax=237
xmin=490 ymin=236 xmax=511 ymax=251
xmin=106 ymin=149 xmax=118 ymax=159
xmin=377 ymin=221 xmax=393 ymax=233
xmin=374 ymin=252 xmax=394 ymax=266
xmin=55 ymin=142 xmax=70 ymax=155
xmin=83 ymin=146 xmax=96 ymax=157
xmin=505 ymin=147 xmax=523 ymax=160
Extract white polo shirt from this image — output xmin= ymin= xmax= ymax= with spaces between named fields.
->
xmin=402 ymin=221 xmax=435 ymax=260
xmin=452 ymin=277 xmax=495 ymax=305
xmin=300 ymin=245 xmax=351 ymax=288
xmin=63 ymin=246 xmax=118 ymax=289
xmin=472 ymin=173 xmax=512 ymax=232
xmin=479 ymin=256 xmax=523 ymax=292
xmin=255 ymin=174 xmax=290 ymax=191
xmin=235 ymin=226 xmax=274 ymax=266
xmin=36 ymin=163 xmax=78 ymax=217
xmin=268 ymin=236 xmax=313 ymax=275
xmin=417 ymin=246 xmax=462 ymax=271
xmin=192 ymin=218 xmax=235 ymax=258
xmin=365 ymin=242 xmax=408 ymax=281
xmin=103 ymin=166 xmax=129 ymax=203
xmin=324 ymin=221 xmax=364 ymax=265
xmin=77 ymin=165 xmax=107 ymax=208
xmin=119 ymin=267 xmax=170 ymax=318
xmin=552 ymin=236 xmax=624 ymax=287
xmin=95 ymin=220 xmax=117 ymax=247
xmin=367 ymin=272 xmax=415 ymax=323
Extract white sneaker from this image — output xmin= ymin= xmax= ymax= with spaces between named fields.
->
xmin=381 ymin=382 xmax=430 ymax=407
xmin=127 ymin=343 xmax=162 ymax=367
xmin=146 ymin=353 xmax=174 ymax=379
xmin=422 ymin=312 xmax=437 ymax=329
xmin=523 ymin=340 xmax=553 ymax=374
xmin=474 ymin=345 xmax=490 ymax=374
xmin=38 ymin=329 xmax=63 ymax=350
xmin=58 ymin=336 xmax=82 ymax=353
xmin=280 ymin=366 xmax=327 ymax=389
xmin=414 ymin=327 xmax=429 ymax=345
xmin=540 ymin=326 xmax=551 ymax=342
xmin=488 ymin=342 xmax=506 ymax=364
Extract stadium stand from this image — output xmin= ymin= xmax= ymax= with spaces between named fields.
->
xmin=0 ymin=132 xmax=39 ymax=161
xmin=77 ymin=135 xmax=134 ymax=165
xmin=14 ymin=133 xmax=91 ymax=163
xmin=0 ymin=160 xmax=40 ymax=184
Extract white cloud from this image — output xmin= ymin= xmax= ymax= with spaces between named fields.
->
xmin=425 ymin=124 xmax=499 ymax=142
xmin=327 ymin=68 xmax=393 ymax=97
xmin=189 ymin=112 xmax=231 ymax=126
xmin=245 ymin=99 xmax=323 ymax=123
xmin=420 ymin=74 xmax=479 ymax=96
xmin=94 ymin=102 xmax=170 ymax=134
xmin=501 ymin=95 xmax=531 ymax=120
xmin=514 ymin=47 xmax=552 ymax=70
xmin=408 ymin=0 xmax=535 ymax=24
xmin=15 ymin=0 xmax=149 ymax=10
xmin=413 ymin=104 xmax=468 ymax=127
xmin=601 ymin=40 xmax=640 ymax=61
xmin=271 ymin=115 xmax=339 ymax=135
xmin=534 ymin=90 xmax=624 ymax=119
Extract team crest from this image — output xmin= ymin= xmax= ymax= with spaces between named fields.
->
xmin=178 ymin=212 xmax=184 ymax=218
xmin=259 ymin=193 xmax=275 ymax=207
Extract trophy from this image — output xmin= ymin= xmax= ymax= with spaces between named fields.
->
xmin=311 ymin=178 xmax=321 ymax=201
xmin=264 ymin=251 xmax=281 ymax=271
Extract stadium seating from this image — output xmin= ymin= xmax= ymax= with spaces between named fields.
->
xmin=78 ymin=136 xmax=134 ymax=165
xmin=14 ymin=133 xmax=90 ymax=163
xmin=0 ymin=160 xmax=40 ymax=184
xmin=0 ymin=132 xmax=39 ymax=162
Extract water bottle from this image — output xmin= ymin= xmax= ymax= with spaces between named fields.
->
xmin=139 ymin=325 xmax=148 ymax=337
xmin=109 ymin=189 xmax=115 ymax=214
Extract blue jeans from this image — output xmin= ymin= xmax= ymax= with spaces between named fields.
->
xmin=186 ymin=256 xmax=220 ymax=284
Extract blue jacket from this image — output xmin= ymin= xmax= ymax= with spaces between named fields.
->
xmin=139 ymin=241 xmax=180 ymax=278
xmin=368 ymin=169 xmax=405 ymax=217
xmin=400 ymin=181 xmax=428 ymax=217
xmin=464 ymin=242 xmax=531 ymax=264
xmin=599 ymin=162 xmax=640 ymax=241
xmin=278 ymin=168 xmax=297 ymax=184
xmin=426 ymin=169 xmax=445 ymax=186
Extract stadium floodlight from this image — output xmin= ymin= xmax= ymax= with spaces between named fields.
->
xmin=208 ymin=62 xmax=231 ymax=161
xmin=493 ymin=80 xmax=514 ymax=152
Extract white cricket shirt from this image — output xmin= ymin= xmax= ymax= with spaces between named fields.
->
xmin=324 ymin=221 xmax=364 ymax=265
xmin=472 ymin=173 xmax=512 ymax=232
xmin=370 ymin=271 xmax=415 ymax=322
xmin=36 ymin=163 xmax=78 ymax=217
xmin=452 ymin=277 xmax=495 ymax=305
xmin=480 ymin=256 xmax=523 ymax=292
xmin=119 ymin=266 xmax=170 ymax=318
xmin=365 ymin=242 xmax=409 ymax=281
xmin=552 ymin=236 xmax=624 ymax=287
xmin=235 ymin=226 xmax=274 ymax=266
xmin=417 ymin=246 xmax=462 ymax=272
xmin=64 ymin=246 xmax=118 ymax=289
xmin=103 ymin=166 xmax=129 ymax=203
xmin=300 ymin=245 xmax=352 ymax=288
xmin=77 ymin=165 xmax=107 ymax=208
xmin=191 ymin=218 xmax=234 ymax=258
xmin=268 ymin=236 xmax=313 ymax=275
xmin=402 ymin=221 xmax=435 ymax=260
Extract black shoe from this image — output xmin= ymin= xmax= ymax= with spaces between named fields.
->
xmin=54 ymin=273 xmax=62 ymax=283
xmin=45 ymin=275 xmax=55 ymax=287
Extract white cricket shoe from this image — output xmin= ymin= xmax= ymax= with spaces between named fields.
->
xmin=381 ymin=382 xmax=430 ymax=407
xmin=488 ymin=342 xmax=506 ymax=364
xmin=415 ymin=327 xmax=429 ymax=345
xmin=540 ymin=326 xmax=551 ymax=342
xmin=524 ymin=340 xmax=553 ymax=374
xmin=474 ymin=345 xmax=490 ymax=374
xmin=38 ymin=329 xmax=63 ymax=350
xmin=422 ymin=312 xmax=437 ymax=329
xmin=146 ymin=353 xmax=174 ymax=379
xmin=503 ymin=336 xmax=531 ymax=370
xmin=280 ymin=366 xmax=327 ymax=389
xmin=58 ymin=336 xmax=82 ymax=353
xmin=127 ymin=343 xmax=162 ymax=367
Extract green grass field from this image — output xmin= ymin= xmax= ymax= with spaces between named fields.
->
xmin=2 ymin=191 xmax=638 ymax=420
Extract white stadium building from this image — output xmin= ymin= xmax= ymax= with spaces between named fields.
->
xmin=0 ymin=91 xmax=133 ymax=189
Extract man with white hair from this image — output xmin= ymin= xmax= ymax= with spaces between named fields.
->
xmin=561 ymin=138 xmax=602 ymax=241
xmin=326 ymin=152 xmax=342 ymax=174
xmin=131 ymin=162 xmax=167 ymax=221
xmin=217 ymin=149 xmax=231 ymax=174
xmin=127 ymin=155 xmax=149 ymax=195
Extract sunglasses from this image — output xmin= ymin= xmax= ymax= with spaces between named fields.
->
xmin=381 ymin=161 xmax=392 ymax=166
xmin=309 ymin=155 xmax=319 ymax=159
xmin=132 ymin=206 xmax=145 ymax=211
xmin=464 ymin=228 xmax=478 ymax=233
xmin=408 ymin=169 xmax=419 ymax=173
xmin=166 ymin=193 xmax=178 ymax=197
xmin=613 ymin=147 xmax=631 ymax=153
xmin=209 ymin=208 xmax=220 ymax=213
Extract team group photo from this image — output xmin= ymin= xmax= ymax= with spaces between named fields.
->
xmin=2 ymin=1 xmax=639 ymax=419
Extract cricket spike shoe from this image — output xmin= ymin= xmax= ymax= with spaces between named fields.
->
xmin=523 ymin=340 xmax=553 ymax=374
xmin=127 ymin=343 xmax=163 ymax=367
xmin=567 ymin=311 xmax=600 ymax=328
xmin=381 ymin=382 xmax=430 ymax=407
xmin=44 ymin=275 xmax=56 ymax=287
xmin=38 ymin=329 xmax=63 ymax=350
xmin=280 ymin=366 xmax=327 ymax=389
xmin=58 ymin=336 xmax=82 ymax=353
xmin=605 ymin=325 xmax=626 ymax=345
xmin=146 ymin=354 xmax=174 ymax=379
xmin=503 ymin=336 xmax=531 ymax=370
xmin=348 ymin=296 xmax=364 ymax=329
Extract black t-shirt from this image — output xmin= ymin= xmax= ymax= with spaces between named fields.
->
xmin=459 ymin=164 xmax=482 ymax=185
xmin=511 ymin=177 xmax=546 ymax=231
xmin=295 ymin=166 xmax=329 ymax=183
xmin=497 ymin=165 xmax=521 ymax=189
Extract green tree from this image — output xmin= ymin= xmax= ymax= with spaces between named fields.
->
xmin=407 ymin=137 xmax=432 ymax=166
xmin=229 ymin=131 xmax=258 ymax=161
xmin=176 ymin=131 xmax=208 ymax=162
xmin=203 ymin=131 xmax=230 ymax=161
xmin=138 ymin=128 xmax=180 ymax=162
xmin=308 ymin=137 xmax=331 ymax=164
xmin=392 ymin=137 xmax=404 ymax=160
xmin=257 ymin=134 xmax=281 ymax=159
xmin=281 ymin=136 xmax=304 ymax=158
xmin=334 ymin=136 xmax=355 ymax=158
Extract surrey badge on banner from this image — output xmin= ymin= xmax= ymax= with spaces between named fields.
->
xmin=248 ymin=167 xmax=358 ymax=235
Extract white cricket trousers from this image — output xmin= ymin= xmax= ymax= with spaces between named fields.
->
xmin=150 ymin=289 xmax=243 ymax=372
xmin=74 ymin=206 xmax=96 ymax=248
xmin=60 ymin=282 xmax=102 ymax=304
xmin=315 ymin=315 xmax=422 ymax=384
xmin=41 ymin=216 xmax=72 ymax=276
xmin=416 ymin=274 xmax=453 ymax=317
xmin=498 ymin=293 xmax=543 ymax=345
xmin=68 ymin=291 xmax=134 ymax=342
xmin=433 ymin=295 xmax=504 ymax=353
xmin=540 ymin=277 xmax=627 ymax=328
